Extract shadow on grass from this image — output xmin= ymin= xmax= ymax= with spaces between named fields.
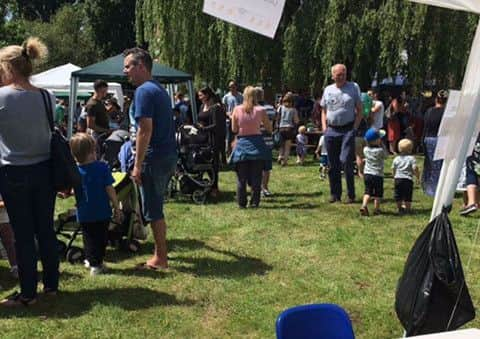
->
xmin=0 ymin=270 xmax=83 ymax=292
xmin=0 ymin=266 xmax=18 ymax=291
xmin=106 ymin=266 xmax=168 ymax=279
xmin=260 ymin=202 xmax=319 ymax=210
xmin=166 ymin=191 xmax=236 ymax=205
xmin=272 ymin=191 xmax=323 ymax=198
xmin=0 ymin=287 xmax=194 ymax=319
xmin=168 ymin=238 xmax=272 ymax=278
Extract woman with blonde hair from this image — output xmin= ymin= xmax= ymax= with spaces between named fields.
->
xmin=229 ymin=86 xmax=272 ymax=208
xmin=0 ymin=37 xmax=59 ymax=306
xmin=276 ymin=92 xmax=299 ymax=166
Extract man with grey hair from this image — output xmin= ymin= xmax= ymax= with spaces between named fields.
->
xmin=320 ymin=64 xmax=363 ymax=203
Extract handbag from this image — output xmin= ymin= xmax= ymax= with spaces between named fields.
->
xmin=40 ymin=89 xmax=82 ymax=192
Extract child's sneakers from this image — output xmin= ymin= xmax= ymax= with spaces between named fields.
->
xmin=360 ymin=206 xmax=369 ymax=216
xmin=261 ymin=189 xmax=273 ymax=197
xmin=90 ymin=265 xmax=107 ymax=276
xmin=460 ymin=204 xmax=478 ymax=216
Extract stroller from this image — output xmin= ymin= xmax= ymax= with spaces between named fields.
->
xmin=102 ymin=129 xmax=130 ymax=170
xmin=168 ymin=125 xmax=216 ymax=204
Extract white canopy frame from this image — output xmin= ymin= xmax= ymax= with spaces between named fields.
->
xmin=67 ymin=77 xmax=197 ymax=138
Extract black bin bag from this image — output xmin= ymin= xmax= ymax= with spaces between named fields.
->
xmin=395 ymin=210 xmax=475 ymax=336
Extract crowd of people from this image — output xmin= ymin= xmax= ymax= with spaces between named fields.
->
xmin=0 ymin=36 xmax=479 ymax=308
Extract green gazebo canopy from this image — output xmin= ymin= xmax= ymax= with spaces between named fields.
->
xmin=71 ymin=54 xmax=193 ymax=83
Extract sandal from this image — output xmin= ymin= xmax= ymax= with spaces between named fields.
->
xmin=135 ymin=263 xmax=163 ymax=271
xmin=1 ymin=291 xmax=37 ymax=307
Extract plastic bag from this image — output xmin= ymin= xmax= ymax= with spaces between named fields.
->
xmin=395 ymin=211 xmax=475 ymax=336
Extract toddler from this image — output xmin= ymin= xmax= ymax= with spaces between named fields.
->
xmin=70 ymin=133 xmax=121 ymax=276
xmin=392 ymin=138 xmax=419 ymax=214
xmin=360 ymin=128 xmax=388 ymax=216
xmin=296 ymin=125 xmax=308 ymax=165
xmin=315 ymin=134 xmax=328 ymax=179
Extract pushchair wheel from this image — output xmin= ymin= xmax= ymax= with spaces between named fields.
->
xmin=120 ymin=239 xmax=141 ymax=253
xmin=192 ymin=190 xmax=207 ymax=204
xmin=57 ymin=240 xmax=67 ymax=256
xmin=66 ymin=246 xmax=85 ymax=264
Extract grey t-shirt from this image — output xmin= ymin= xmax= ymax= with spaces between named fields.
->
xmin=363 ymin=146 xmax=387 ymax=177
xmin=0 ymin=87 xmax=54 ymax=166
xmin=278 ymin=106 xmax=298 ymax=128
xmin=222 ymin=92 xmax=243 ymax=114
xmin=392 ymin=155 xmax=417 ymax=180
xmin=320 ymin=82 xmax=361 ymax=126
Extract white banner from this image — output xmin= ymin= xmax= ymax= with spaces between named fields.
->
xmin=203 ymin=0 xmax=286 ymax=39
xmin=409 ymin=0 xmax=480 ymax=14
xmin=434 ymin=90 xmax=461 ymax=161
xmin=430 ymin=18 xmax=480 ymax=219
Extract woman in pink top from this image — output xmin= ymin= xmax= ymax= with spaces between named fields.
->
xmin=230 ymin=86 xmax=272 ymax=208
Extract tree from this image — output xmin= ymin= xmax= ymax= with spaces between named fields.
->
xmin=135 ymin=0 xmax=479 ymax=94
xmin=23 ymin=4 xmax=100 ymax=71
xmin=6 ymin=0 xmax=77 ymax=22
xmin=83 ymin=0 xmax=136 ymax=58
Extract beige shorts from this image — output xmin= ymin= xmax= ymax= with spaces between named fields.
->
xmin=355 ymin=137 xmax=367 ymax=158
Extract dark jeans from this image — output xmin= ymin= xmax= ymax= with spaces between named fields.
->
xmin=235 ymin=160 xmax=264 ymax=207
xmin=0 ymin=160 xmax=58 ymax=299
xmin=325 ymin=127 xmax=356 ymax=200
xmin=209 ymin=146 xmax=221 ymax=190
xmin=216 ymin=136 xmax=227 ymax=166
xmin=81 ymin=220 xmax=109 ymax=267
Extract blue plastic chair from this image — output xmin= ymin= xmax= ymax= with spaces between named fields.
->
xmin=276 ymin=303 xmax=355 ymax=339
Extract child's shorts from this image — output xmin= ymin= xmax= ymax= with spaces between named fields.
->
xmin=319 ymin=155 xmax=328 ymax=167
xmin=364 ymin=174 xmax=384 ymax=198
xmin=466 ymin=156 xmax=479 ymax=186
xmin=394 ymin=178 xmax=413 ymax=202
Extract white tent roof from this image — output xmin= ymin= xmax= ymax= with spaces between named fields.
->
xmin=409 ymin=0 xmax=480 ymax=14
xmin=30 ymin=63 xmax=124 ymax=109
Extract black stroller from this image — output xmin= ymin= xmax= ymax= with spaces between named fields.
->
xmin=168 ymin=125 xmax=216 ymax=204
xmin=102 ymin=129 xmax=130 ymax=170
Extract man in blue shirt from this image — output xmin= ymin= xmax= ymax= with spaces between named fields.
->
xmin=320 ymin=64 xmax=363 ymax=204
xmin=123 ymin=47 xmax=177 ymax=270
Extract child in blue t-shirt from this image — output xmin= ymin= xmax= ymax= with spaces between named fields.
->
xmin=70 ymin=133 xmax=121 ymax=276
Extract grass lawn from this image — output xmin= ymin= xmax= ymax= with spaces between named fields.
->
xmin=1 ymin=156 xmax=480 ymax=338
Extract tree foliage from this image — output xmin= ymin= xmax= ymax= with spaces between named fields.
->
xmin=136 ymin=0 xmax=478 ymax=93
xmin=83 ymin=0 xmax=136 ymax=58
xmin=6 ymin=0 xmax=77 ymax=22
xmin=22 ymin=4 xmax=101 ymax=71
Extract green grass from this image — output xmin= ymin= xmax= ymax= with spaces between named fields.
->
xmin=1 ymin=156 xmax=480 ymax=338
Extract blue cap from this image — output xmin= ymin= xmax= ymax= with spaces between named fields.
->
xmin=364 ymin=128 xmax=386 ymax=142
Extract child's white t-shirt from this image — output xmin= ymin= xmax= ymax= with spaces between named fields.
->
xmin=392 ymin=155 xmax=417 ymax=180
xmin=0 ymin=194 xmax=9 ymax=224
xmin=318 ymin=135 xmax=327 ymax=155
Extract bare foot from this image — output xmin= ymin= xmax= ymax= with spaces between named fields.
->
xmin=146 ymin=257 xmax=168 ymax=269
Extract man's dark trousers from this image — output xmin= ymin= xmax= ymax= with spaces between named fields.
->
xmin=325 ymin=126 xmax=356 ymax=200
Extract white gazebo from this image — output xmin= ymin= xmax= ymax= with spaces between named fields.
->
xmin=30 ymin=63 xmax=124 ymax=109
